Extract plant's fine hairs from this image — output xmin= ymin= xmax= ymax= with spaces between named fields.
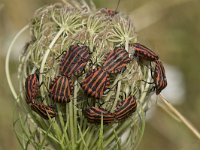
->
xmin=14 ymin=1 xmax=154 ymax=150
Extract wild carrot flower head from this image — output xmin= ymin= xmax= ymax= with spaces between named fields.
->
xmin=13 ymin=1 xmax=155 ymax=149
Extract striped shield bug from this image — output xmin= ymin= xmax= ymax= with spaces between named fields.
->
xmin=25 ymin=69 xmax=51 ymax=104
xmin=153 ymin=60 xmax=167 ymax=95
xmin=114 ymin=96 xmax=137 ymax=121
xmin=30 ymin=102 xmax=57 ymax=119
xmin=100 ymin=0 xmax=120 ymax=17
xmin=60 ymin=44 xmax=90 ymax=77
xmin=49 ymin=76 xmax=73 ymax=103
xmin=25 ymin=72 xmax=40 ymax=104
xmin=102 ymin=47 xmax=131 ymax=74
xmin=84 ymin=106 xmax=115 ymax=124
xmin=81 ymin=67 xmax=110 ymax=99
xmin=100 ymin=8 xmax=118 ymax=17
xmin=129 ymin=43 xmax=159 ymax=62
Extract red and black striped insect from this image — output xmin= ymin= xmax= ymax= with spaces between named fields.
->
xmin=81 ymin=68 xmax=110 ymax=99
xmin=100 ymin=0 xmax=120 ymax=17
xmin=153 ymin=60 xmax=167 ymax=95
xmin=102 ymin=47 xmax=131 ymax=74
xmin=129 ymin=43 xmax=159 ymax=62
xmin=60 ymin=44 xmax=90 ymax=77
xmin=100 ymin=8 xmax=118 ymax=17
xmin=114 ymin=96 xmax=137 ymax=121
xmin=30 ymin=102 xmax=57 ymax=119
xmin=49 ymin=76 xmax=73 ymax=103
xmin=25 ymin=72 xmax=40 ymax=104
xmin=84 ymin=106 xmax=115 ymax=124
xmin=25 ymin=71 xmax=57 ymax=119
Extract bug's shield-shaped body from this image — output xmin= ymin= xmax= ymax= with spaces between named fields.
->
xmin=131 ymin=43 xmax=159 ymax=61
xmin=115 ymin=96 xmax=137 ymax=121
xmin=81 ymin=68 xmax=110 ymax=99
xmin=25 ymin=73 xmax=39 ymax=104
xmin=153 ymin=60 xmax=167 ymax=95
xmin=60 ymin=44 xmax=90 ymax=77
xmin=103 ymin=47 xmax=131 ymax=74
xmin=84 ymin=107 xmax=115 ymax=124
xmin=31 ymin=102 xmax=57 ymax=119
xmin=49 ymin=76 xmax=73 ymax=103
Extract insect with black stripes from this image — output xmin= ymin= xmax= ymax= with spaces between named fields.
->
xmin=25 ymin=71 xmax=57 ymax=119
xmin=81 ymin=67 xmax=110 ymax=99
xmin=84 ymin=106 xmax=115 ymax=124
xmin=153 ymin=60 xmax=167 ymax=95
xmin=100 ymin=8 xmax=118 ymax=17
xmin=100 ymin=0 xmax=120 ymax=18
xmin=129 ymin=43 xmax=159 ymax=62
xmin=114 ymin=96 xmax=137 ymax=121
xmin=25 ymin=72 xmax=40 ymax=104
xmin=49 ymin=75 xmax=73 ymax=103
xmin=31 ymin=102 xmax=57 ymax=119
xmin=60 ymin=44 xmax=90 ymax=78
xmin=102 ymin=46 xmax=131 ymax=74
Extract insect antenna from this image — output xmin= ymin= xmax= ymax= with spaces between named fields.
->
xmin=115 ymin=0 xmax=121 ymax=12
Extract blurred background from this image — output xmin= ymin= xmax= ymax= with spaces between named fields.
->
xmin=0 ymin=0 xmax=200 ymax=149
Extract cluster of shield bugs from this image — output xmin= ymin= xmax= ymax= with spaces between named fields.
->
xmin=83 ymin=42 xmax=168 ymax=124
xmin=25 ymin=41 xmax=167 ymax=123
xmin=25 ymin=7 xmax=167 ymax=122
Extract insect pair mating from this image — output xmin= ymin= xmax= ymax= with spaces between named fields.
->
xmin=25 ymin=73 xmax=57 ymax=119
xmin=84 ymin=96 xmax=137 ymax=124
xmin=130 ymin=43 xmax=167 ymax=95
xmin=81 ymin=46 xmax=131 ymax=99
xmin=49 ymin=44 xmax=90 ymax=103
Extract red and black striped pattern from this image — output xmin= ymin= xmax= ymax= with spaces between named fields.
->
xmin=49 ymin=76 xmax=73 ymax=103
xmin=131 ymin=43 xmax=159 ymax=61
xmin=25 ymin=71 xmax=57 ymax=119
xmin=25 ymin=73 xmax=39 ymax=104
xmin=84 ymin=107 xmax=115 ymax=124
xmin=102 ymin=47 xmax=131 ymax=74
xmin=83 ymin=96 xmax=137 ymax=124
xmin=153 ymin=60 xmax=167 ymax=95
xmin=31 ymin=102 xmax=57 ymax=119
xmin=60 ymin=44 xmax=90 ymax=77
xmin=115 ymin=96 xmax=137 ymax=121
xmin=81 ymin=68 xmax=110 ymax=99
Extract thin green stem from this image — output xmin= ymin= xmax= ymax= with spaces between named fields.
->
xmin=5 ymin=25 xmax=29 ymax=101
xmin=111 ymin=81 xmax=121 ymax=112
xmin=39 ymin=27 xmax=65 ymax=82
xmin=73 ymin=80 xmax=78 ymax=141
xmin=69 ymin=100 xmax=75 ymax=150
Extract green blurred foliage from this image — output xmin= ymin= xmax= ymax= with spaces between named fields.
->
xmin=0 ymin=0 xmax=200 ymax=149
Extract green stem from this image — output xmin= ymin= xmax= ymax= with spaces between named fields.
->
xmin=73 ymin=80 xmax=78 ymax=141
xmin=69 ymin=99 xmax=75 ymax=150
xmin=39 ymin=27 xmax=65 ymax=82
xmin=5 ymin=25 xmax=29 ymax=101
xmin=111 ymin=81 xmax=121 ymax=112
